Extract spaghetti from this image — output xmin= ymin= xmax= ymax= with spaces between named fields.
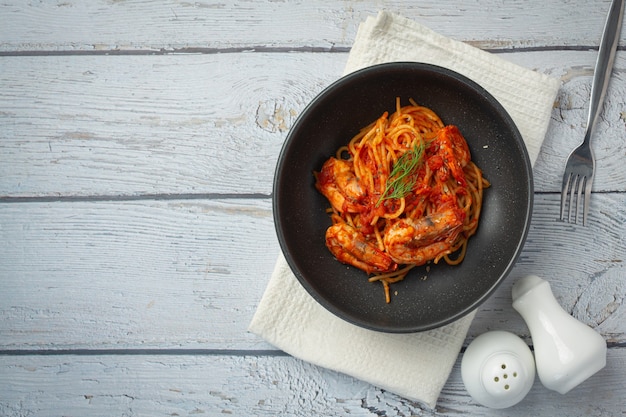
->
xmin=315 ymin=98 xmax=489 ymax=303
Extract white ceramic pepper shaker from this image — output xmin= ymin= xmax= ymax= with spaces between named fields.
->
xmin=512 ymin=275 xmax=607 ymax=394
xmin=461 ymin=331 xmax=536 ymax=409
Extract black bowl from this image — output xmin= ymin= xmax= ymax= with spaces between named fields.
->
xmin=273 ymin=62 xmax=533 ymax=333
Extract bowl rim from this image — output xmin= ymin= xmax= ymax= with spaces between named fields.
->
xmin=272 ymin=61 xmax=533 ymax=332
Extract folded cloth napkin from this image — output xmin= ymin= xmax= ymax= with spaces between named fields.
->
xmin=249 ymin=11 xmax=560 ymax=409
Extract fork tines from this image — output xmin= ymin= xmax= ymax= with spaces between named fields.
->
xmin=560 ymin=172 xmax=592 ymax=226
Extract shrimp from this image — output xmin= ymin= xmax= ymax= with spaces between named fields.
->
xmin=325 ymin=222 xmax=397 ymax=274
xmin=315 ymin=157 xmax=366 ymax=213
xmin=428 ymin=125 xmax=470 ymax=186
xmin=383 ymin=207 xmax=464 ymax=265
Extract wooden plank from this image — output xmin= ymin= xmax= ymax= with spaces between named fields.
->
xmin=1 ymin=194 xmax=624 ymax=349
xmin=1 ymin=52 xmax=626 ymax=198
xmin=0 ymin=52 xmax=342 ymax=197
xmin=0 ymin=0 xmax=622 ymax=52
xmin=1 ymin=349 xmax=624 ymax=416
xmin=0 ymin=198 xmax=277 ymax=349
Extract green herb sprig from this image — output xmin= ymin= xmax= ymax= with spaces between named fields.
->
xmin=377 ymin=142 xmax=425 ymax=206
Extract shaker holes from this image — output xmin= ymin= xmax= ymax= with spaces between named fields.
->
xmin=494 ymin=364 xmax=519 ymax=386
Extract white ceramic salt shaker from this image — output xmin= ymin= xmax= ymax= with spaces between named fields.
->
xmin=461 ymin=331 xmax=536 ymax=409
xmin=512 ymin=275 xmax=607 ymax=394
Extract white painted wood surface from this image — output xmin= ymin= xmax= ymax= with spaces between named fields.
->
xmin=1 ymin=1 xmax=625 ymax=415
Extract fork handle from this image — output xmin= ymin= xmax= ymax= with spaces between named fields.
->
xmin=585 ymin=0 xmax=625 ymax=143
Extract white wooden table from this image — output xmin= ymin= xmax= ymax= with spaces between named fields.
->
xmin=1 ymin=1 xmax=625 ymax=415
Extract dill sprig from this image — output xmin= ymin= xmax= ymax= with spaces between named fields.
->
xmin=377 ymin=142 xmax=425 ymax=205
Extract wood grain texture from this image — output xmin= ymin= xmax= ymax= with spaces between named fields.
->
xmin=0 ymin=198 xmax=276 ymax=349
xmin=0 ymin=0 xmax=623 ymax=52
xmin=1 ymin=52 xmax=625 ymax=197
xmin=0 ymin=53 xmax=341 ymax=197
xmin=1 ymin=194 xmax=624 ymax=349
xmin=1 ymin=350 xmax=625 ymax=416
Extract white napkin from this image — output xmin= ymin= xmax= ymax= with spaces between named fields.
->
xmin=249 ymin=11 xmax=560 ymax=409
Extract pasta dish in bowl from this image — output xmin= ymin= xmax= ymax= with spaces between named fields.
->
xmin=315 ymin=99 xmax=490 ymax=304
xmin=273 ymin=62 xmax=532 ymax=332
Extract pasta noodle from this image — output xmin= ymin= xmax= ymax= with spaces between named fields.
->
xmin=315 ymin=98 xmax=490 ymax=303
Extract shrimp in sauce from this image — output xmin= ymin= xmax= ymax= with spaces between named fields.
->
xmin=427 ymin=125 xmax=470 ymax=186
xmin=315 ymin=157 xmax=366 ymax=214
xmin=383 ymin=207 xmax=465 ymax=265
xmin=325 ymin=222 xmax=396 ymax=274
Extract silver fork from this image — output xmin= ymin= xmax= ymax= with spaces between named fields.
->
xmin=560 ymin=0 xmax=624 ymax=226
